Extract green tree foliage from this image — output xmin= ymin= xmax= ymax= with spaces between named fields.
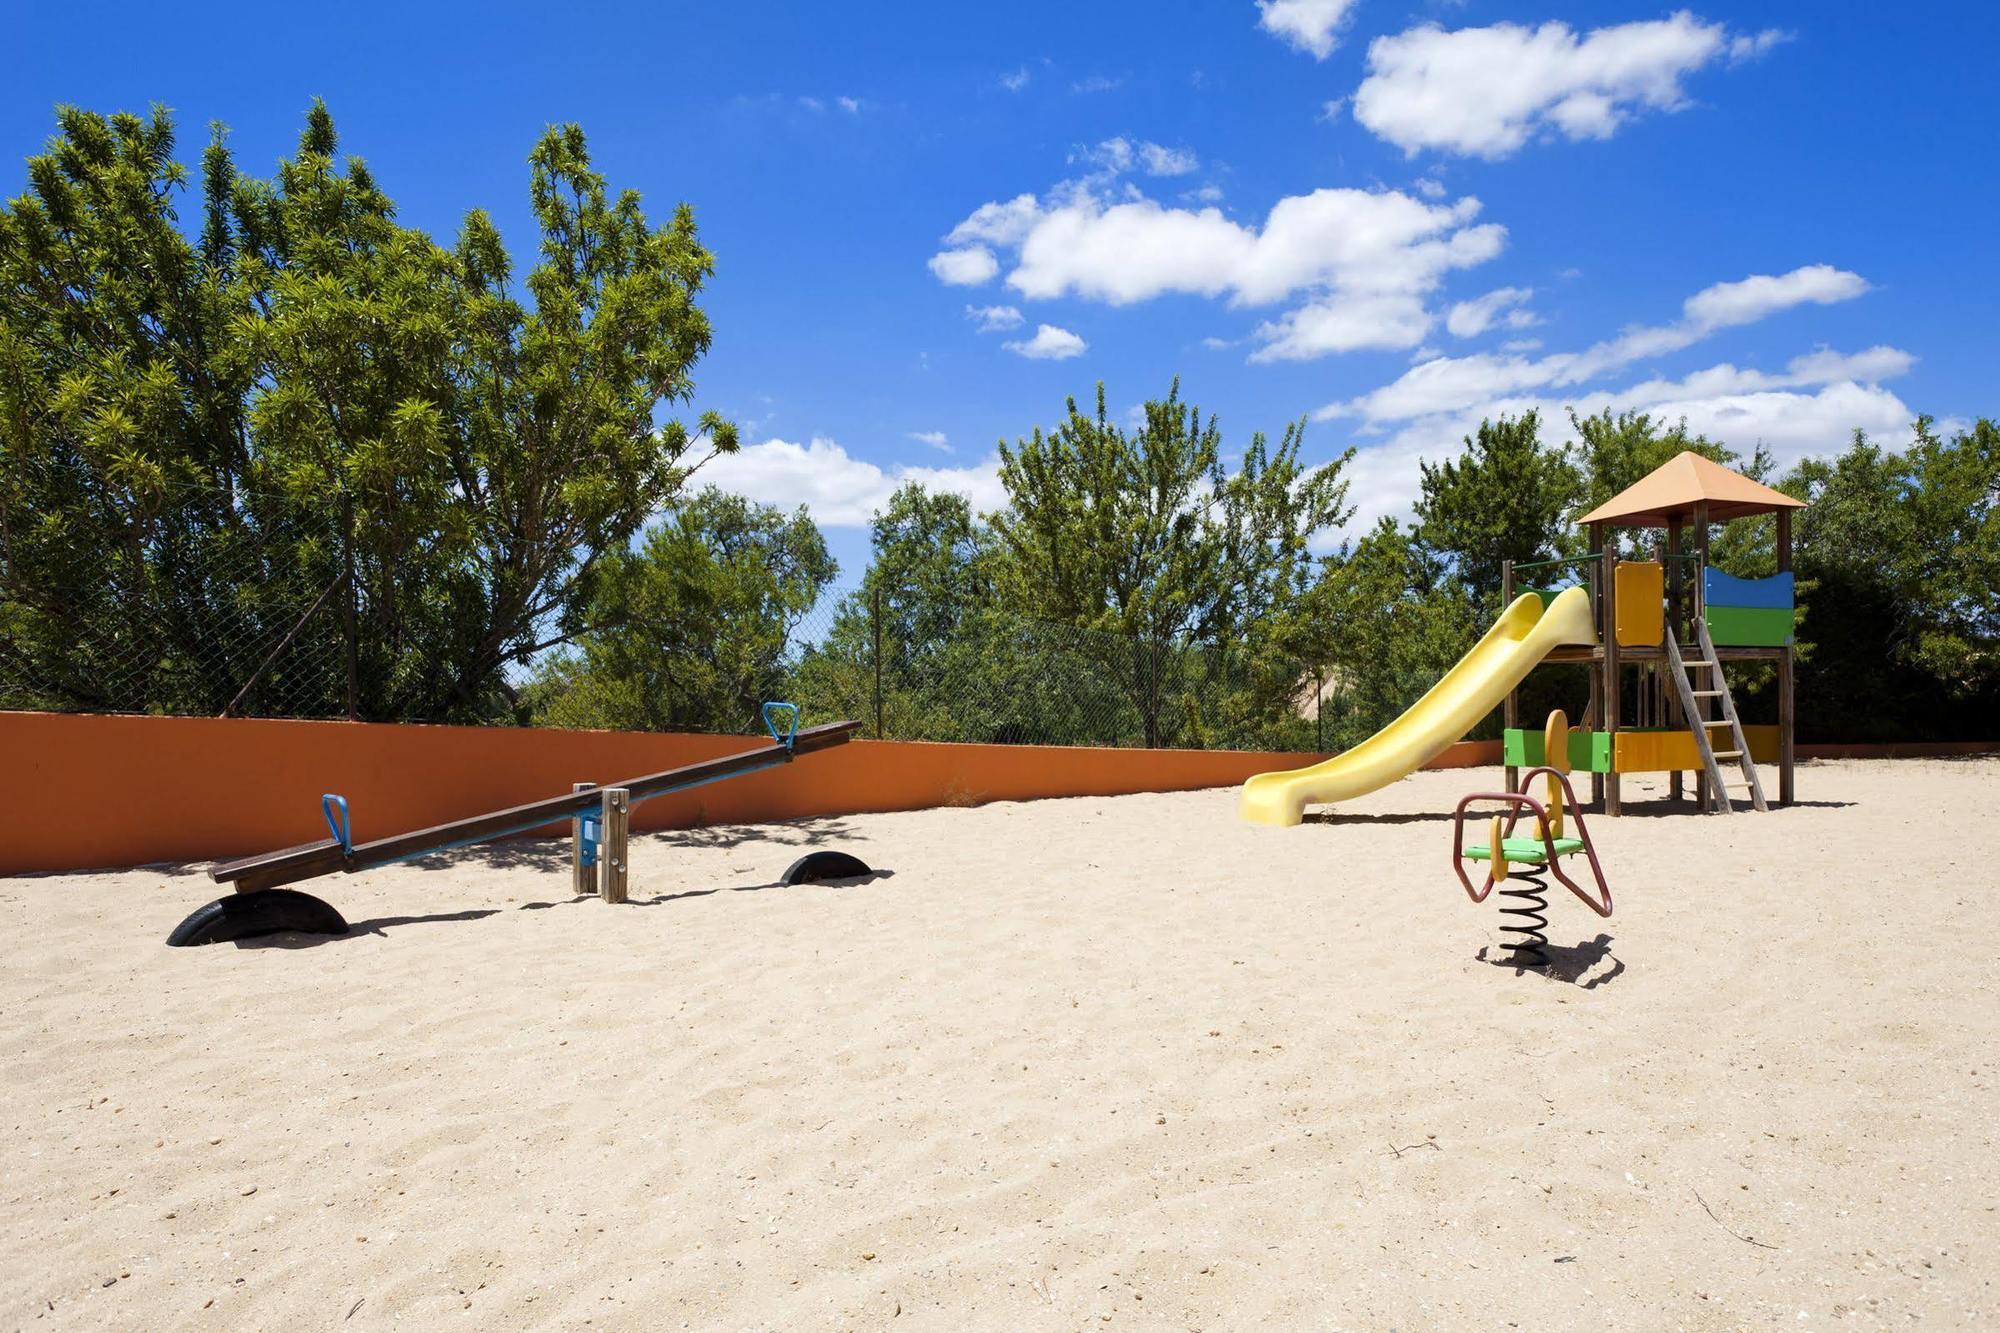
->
xmin=1411 ymin=410 xmax=1579 ymax=604
xmin=993 ymin=381 xmax=1352 ymax=745
xmin=522 ymin=489 xmax=833 ymax=732
xmin=0 ymin=103 xmax=732 ymax=719
xmin=1780 ymin=419 xmax=2000 ymax=739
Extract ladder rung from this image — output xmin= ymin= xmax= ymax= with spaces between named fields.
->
xmin=1712 ymin=750 xmax=1743 ymax=760
xmin=1701 ymin=719 xmax=1730 ymax=727
xmin=1692 ymin=689 xmax=1724 ymax=698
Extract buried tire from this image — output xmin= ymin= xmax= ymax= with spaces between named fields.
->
xmin=779 ymin=850 xmax=873 ymax=886
xmin=167 ymin=889 xmax=349 ymax=947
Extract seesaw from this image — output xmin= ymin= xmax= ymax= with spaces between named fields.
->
xmin=169 ymin=703 xmax=871 ymax=946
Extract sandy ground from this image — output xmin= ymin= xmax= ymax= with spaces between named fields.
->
xmin=2 ymin=757 xmax=1997 ymax=1331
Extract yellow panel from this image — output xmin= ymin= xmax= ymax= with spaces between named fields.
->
xmin=1612 ymin=725 xmax=1780 ymax=772
xmin=1614 ymin=560 xmax=1665 ymax=647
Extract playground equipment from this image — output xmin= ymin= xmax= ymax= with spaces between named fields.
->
xmin=1451 ymin=710 xmax=1613 ymax=968
xmin=1503 ymin=451 xmax=1803 ymax=815
xmin=1239 ymin=586 xmax=1598 ymax=826
xmin=1238 ymin=450 xmax=1804 ymax=823
xmin=168 ymin=703 xmax=870 ymax=946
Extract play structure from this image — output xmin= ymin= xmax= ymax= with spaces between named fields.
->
xmin=1239 ymin=451 xmax=1804 ymax=824
xmin=168 ymin=704 xmax=870 ymax=946
xmin=1451 ymin=710 xmax=1614 ymax=968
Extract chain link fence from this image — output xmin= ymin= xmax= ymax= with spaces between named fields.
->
xmin=2 ymin=470 xmax=1444 ymax=752
xmin=0 ymin=471 xmax=359 ymax=720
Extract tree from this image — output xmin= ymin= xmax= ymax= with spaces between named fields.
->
xmin=992 ymin=381 xmax=1352 ymax=745
xmin=523 ymin=489 xmax=834 ymax=732
xmin=1284 ymin=518 xmax=1491 ymax=746
xmin=1779 ymin=421 xmax=2000 ymax=739
xmin=1411 ymin=410 xmax=1578 ymax=604
xmin=0 ymin=102 xmax=734 ymax=720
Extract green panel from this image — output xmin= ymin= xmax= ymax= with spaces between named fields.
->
xmin=1464 ymin=836 xmax=1585 ymax=863
xmin=1501 ymin=728 xmax=1612 ymax=772
xmin=1704 ymin=604 xmax=1793 ymax=647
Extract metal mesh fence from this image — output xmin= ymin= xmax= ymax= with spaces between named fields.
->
xmin=2 ymin=469 xmax=1441 ymax=752
xmin=0 ymin=471 xmax=357 ymax=720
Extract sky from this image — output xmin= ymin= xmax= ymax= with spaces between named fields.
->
xmin=7 ymin=0 xmax=1996 ymax=581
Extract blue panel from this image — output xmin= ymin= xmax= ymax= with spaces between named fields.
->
xmin=1703 ymin=568 xmax=1794 ymax=610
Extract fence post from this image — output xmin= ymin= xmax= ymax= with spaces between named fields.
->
xmin=599 ymin=787 xmax=630 ymax=904
xmin=870 ymin=584 xmax=885 ymax=739
xmin=341 ymin=492 xmax=359 ymax=722
xmin=1315 ymin=669 xmax=1325 ymax=753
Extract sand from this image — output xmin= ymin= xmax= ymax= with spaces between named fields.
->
xmin=3 ymin=756 xmax=1996 ymax=1330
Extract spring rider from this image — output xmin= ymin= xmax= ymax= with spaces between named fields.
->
xmin=1451 ymin=710 xmax=1614 ymax=967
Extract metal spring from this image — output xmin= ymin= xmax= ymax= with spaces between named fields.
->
xmin=1496 ymin=866 xmax=1551 ymax=968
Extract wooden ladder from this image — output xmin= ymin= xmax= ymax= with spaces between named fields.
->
xmin=1664 ymin=622 xmax=1769 ymax=814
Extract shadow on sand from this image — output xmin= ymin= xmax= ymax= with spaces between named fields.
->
xmin=1476 ymin=931 xmax=1624 ymax=989
xmin=234 ymin=866 xmax=894 ymax=949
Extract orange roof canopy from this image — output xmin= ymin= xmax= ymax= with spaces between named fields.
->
xmin=1578 ymin=450 xmax=1805 ymax=527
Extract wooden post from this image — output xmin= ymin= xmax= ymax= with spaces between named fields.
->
xmin=1502 ymin=558 xmax=1519 ymax=791
xmin=1666 ymin=521 xmax=1684 ymax=802
xmin=1692 ymin=503 xmax=1713 ymax=811
xmin=1601 ymin=536 xmax=1621 ymax=816
xmin=1777 ymin=508 xmax=1795 ymax=806
xmin=570 ymin=782 xmax=597 ymax=897
xmin=599 ymin=787 xmax=630 ymax=904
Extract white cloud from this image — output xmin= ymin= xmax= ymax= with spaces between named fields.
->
xmin=1072 ymin=137 xmax=1200 ymax=178
xmin=836 ymin=96 xmax=863 ymax=114
xmin=1139 ymin=142 xmax=1199 ymax=177
xmin=1000 ymin=66 xmax=1032 ymax=93
xmin=1682 ymin=265 xmax=1868 ymax=330
xmin=965 ymin=303 xmax=1025 ymax=332
xmin=1353 ymin=14 xmax=1789 ymax=158
xmin=1322 ymin=265 xmax=1871 ymax=423
xmin=1005 ymin=324 xmax=1088 ymax=360
xmin=1330 ymin=367 xmax=1916 ymax=536
xmin=946 ymin=194 xmax=1043 ymax=248
xmin=1446 ymin=286 xmax=1537 ymax=338
xmin=1500 ymin=337 xmax=1543 ymax=353
xmin=1412 ymin=176 xmax=1446 ymax=200
xmin=908 ymin=430 xmax=952 ymax=452
xmin=1729 ymin=29 xmax=1791 ymax=61
xmin=1257 ymin=0 xmax=1360 ymax=60
xmin=1319 ymin=98 xmax=1347 ymax=123
xmin=1252 ymin=292 xmax=1438 ymax=361
xmin=703 ymin=437 xmax=1007 ymax=527
xmin=798 ymin=95 xmax=824 ymax=113
xmin=928 ymin=246 xmax=999 ymax=286
xmin=932 ymin=182 xmax=1506 ymax=361
xmin=1072 ymin=74 xmax=1122 ymax=94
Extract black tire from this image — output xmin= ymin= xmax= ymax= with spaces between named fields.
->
xmin=779 ymin=850 xmax=873 ymax=886
xmin=167 ymin=890 xmax=349 ymax=947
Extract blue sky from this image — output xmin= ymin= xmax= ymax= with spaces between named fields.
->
xmin=8 ymin=1 xmax=1995 ymax=579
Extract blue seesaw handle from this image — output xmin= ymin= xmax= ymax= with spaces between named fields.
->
xmin=762 ymin=701 xmax=800 ymax=750
xmin=321 ymin=793 xmax=352 ymax=854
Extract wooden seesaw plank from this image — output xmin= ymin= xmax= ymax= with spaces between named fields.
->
xmin=210 ymin=720 xmax=863 ymax=893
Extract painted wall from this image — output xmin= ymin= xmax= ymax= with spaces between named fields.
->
xmin=0 ymin=711 xmax=1493 ymax=874
xmin=3 ymin=712 xmax=1989 ymax=875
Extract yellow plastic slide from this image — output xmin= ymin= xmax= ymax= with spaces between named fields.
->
xmin=1239 ymin=586 xmax=1598 ymax=826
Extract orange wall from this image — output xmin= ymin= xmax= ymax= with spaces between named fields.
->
xmin=5 ymin=711 xmax=1987 ymax=875
xmin=0 ymin=711 xmax=1497 ymax=874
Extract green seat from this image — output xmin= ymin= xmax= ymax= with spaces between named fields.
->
xmin=1462 ymin=836 xmax=1584 ymax=863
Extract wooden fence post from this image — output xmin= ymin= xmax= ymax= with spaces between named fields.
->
xmin=571 ymin=782 xmax=597 ymax=897
xmin=600 ymin=787 xmax=630 ymax=904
